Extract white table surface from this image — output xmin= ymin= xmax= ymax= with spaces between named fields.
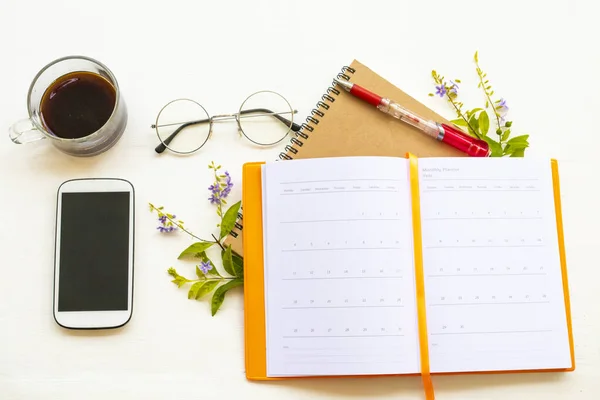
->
xmin=1 ymin=0 xmax=599 ymax=399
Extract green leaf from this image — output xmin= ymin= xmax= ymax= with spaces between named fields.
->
xmin=507 ymin=134 xmax=529 ymax=145
xmin=188 ymin=281 xmax=204 ymax=299
xmin=465 ymin=108 xmax=483 ymax=119
xmin=222 ymin=245 xmax=236 ymax=276
xmin=504 ymin=139 xmax=529 ymax=157
xmin=478 ymin=111 xmax=490 ymax=136
xmin=178 ymin=241 xmax=214 ymax=259
xmin=196 ymin=280 xmax=220 ymax=299
xmin=468 ymin=114 xmax=480 ymax=137
xmin=482 ymin=136 xmax=503 ymax=157
xmin=232 ymin=251 xmax=244 ymax=277
xmin=168 ymin=268 xmax=191 ymax=287
xmin=171 ymin=276 xmax=189 ymax=288
xmin=501 ymin=129 xmax=511 ymax=142
xmin=211 ymin=278 xmax=243 ymax=316
xmin=510 ymin=148 xmax=526 ymax=157
xmin=450 ymin=118 xmax=467 ymax=127
xmin=219 ymin=200 xmax=241 ymax=240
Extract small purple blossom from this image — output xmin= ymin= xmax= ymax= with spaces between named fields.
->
xmin=435 ymin=84 xmax=446 ymax=97
xmin=221 ymin=171 xmax=233 ymax=198
xmin=495 ymin=98 xmax=509 ymax=122
xmin=208 ymin=169 xmax=234 ymax=205
xmin=157 ymin=213 xmax=177 ymax=233
xmin=199 ymin=261 xmax=213 ymax=274
xmin=449 ymin=81 xmax=459 ymax=95
xmin=496 ymin=98 xmax=509 ymax=115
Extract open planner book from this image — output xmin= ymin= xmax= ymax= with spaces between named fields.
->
xmin=241 ymin=154 xmax=574 ymax=397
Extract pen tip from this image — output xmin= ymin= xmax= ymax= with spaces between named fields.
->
xmin=334 ymin=78 xmax=352 ymax=92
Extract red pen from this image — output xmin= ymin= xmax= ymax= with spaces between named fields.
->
xmin=334 ymin=78 xmax=490 ymax=157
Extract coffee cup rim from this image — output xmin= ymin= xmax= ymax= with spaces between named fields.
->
xmin=27 ymin=55 xmax=121 ymax=142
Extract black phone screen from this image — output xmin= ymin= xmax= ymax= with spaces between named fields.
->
xmin=57 ymin=191 xmax=131 ymax=312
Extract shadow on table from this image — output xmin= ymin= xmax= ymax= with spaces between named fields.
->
xmin=53 ymin=323 xmax=130 ymax=337
xmin=250 ymin=371 xmax=569 ymax=398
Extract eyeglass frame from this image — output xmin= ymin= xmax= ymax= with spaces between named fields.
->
xmin=152 ymin=90 xmax=301 ymax=154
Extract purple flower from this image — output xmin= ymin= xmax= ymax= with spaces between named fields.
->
xmin=199 ymin=261 xmax=213 ymax=274
xmin=208 ymin=170 xmax=234 ymax=205
xmin=157 ymin=214 xmax=177 ymax=233
xmin=221 ymin=171 xmax=233 ymax=198
xmin=435 ymin=84 xmax=446 ymax=97
xmin=449 ymin=81 xmax=458 ymax=95
xmin=495 ymin=98 xmax=509 ymax=115
xmin=209 ymin=193 xmax=220 ymax=204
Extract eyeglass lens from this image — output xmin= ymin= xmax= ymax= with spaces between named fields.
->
xmin=155 ymin=99 xmax=210 ymax=154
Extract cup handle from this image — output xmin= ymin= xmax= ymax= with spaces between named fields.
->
xmin=9 ymin=118 xmax=46 ymax=144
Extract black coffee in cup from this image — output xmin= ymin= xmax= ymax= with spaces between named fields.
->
xmin=40 ymin=71 xmax=116 ymax=139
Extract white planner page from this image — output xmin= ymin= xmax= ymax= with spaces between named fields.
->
xmin=262 ymin=156 xmax=420 ymax=377
xmin=417 ymin=157 xmax=572 ymax=373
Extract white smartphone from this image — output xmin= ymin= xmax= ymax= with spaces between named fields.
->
xmin=53 ymin=178 xmax=135 ymax=330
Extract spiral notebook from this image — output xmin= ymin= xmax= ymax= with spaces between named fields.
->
xmin=224 ymin=59 xmax=465 ymax=256
xmin=240 ymin=154 xmax=574 ymax=400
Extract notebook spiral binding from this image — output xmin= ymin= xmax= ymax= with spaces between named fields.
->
xmin=228 ymin=65 xmax=356 ymax=239
xmin=279 ymin=65 xmax=356 ymax=160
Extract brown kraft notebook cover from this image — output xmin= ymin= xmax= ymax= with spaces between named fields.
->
xmin=224 ymin=59 xmax=465 ymax=256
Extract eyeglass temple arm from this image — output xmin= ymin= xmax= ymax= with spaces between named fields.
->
xmin=238 ymin=108 xmax=302 ymax=132
xmin=154 ymin=117 xmax=211 ymax=154
xmin=154 ymin=108 xmax=301 ymax=154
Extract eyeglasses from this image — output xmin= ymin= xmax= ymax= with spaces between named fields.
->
xmin=151 ymin=90 xmax=301 ymax=154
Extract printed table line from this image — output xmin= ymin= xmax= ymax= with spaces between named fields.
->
xmin=281 ymin=190 xmax=399 ymax=195
xmin=283 ymin=276 xmax=403 ymax=281
xmin=282 ymin=247 xmax=402 ymax=252
xmin=281 ymin=218 xmax=402 ymax=224
xmin=283 ymin=334 xmax=405 ymax=339
xmin=431 ymin=330 xmax=552 ymax=336
xmin=429 ymin=301 xmax=550 ymax=306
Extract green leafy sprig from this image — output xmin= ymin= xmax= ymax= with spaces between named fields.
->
xmin=428 ymin=51 xmax=530 ymax=157
xmin=149 ymin=161 xmax=243 ymax=316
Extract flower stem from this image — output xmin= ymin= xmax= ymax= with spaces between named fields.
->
xmin=211 ymin=234 xmax=226 ymax=251
xmin=149 ymin=203 xmax=211 ymax=242
xmin=475 ymin=70 xmax=504 ymax=147
xmin=476 ymin=73 xmax=501 ymax=128
xmin=191 ymin=277 xmax=238 ymax=282
xmin=446 ymin=95 xmax=481 ymax=139
xmin=431 ymin=71 xmax=480 ymax=139
xmin=212 ymin=168 xmax=223 ymax=218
